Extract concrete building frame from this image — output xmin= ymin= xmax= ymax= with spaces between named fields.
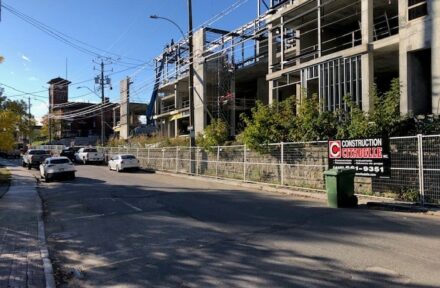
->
xmin=150 ymin=0 xmax=438 ymax=138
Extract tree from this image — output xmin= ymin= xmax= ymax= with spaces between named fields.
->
xmin=0 ymin=110 xmax=19 ymax=151
xmin=0 ymin=56 xmax=4 ymax=63
xmin=0 ymin=97 xmax=34 ymax=142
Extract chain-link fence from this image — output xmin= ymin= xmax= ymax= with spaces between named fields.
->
xmin=100 ymin=134 xmax=440 ymax=205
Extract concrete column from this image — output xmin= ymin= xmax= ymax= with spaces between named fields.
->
xmin=399 ymin=0 xmax=410 ymax=114
xmin=317 ymin=0 xmax=321 ymax=58
xmin=257 ymin=77 xmax=268 ymax=105
xmin=175 ymin=82 xmax=183 ymax=109
xmin=361 ymin=0 xmax=374 ymax=113
xmin=269 ymin=80 xmax=277 ymax=105
xmin=296 ymin=83 xmax=302 ymax=112
xmin=432 ymin=0 xmax=440 ymax=114
xmin=268 ymin=24 xmax=276 ymax=74
xmin=193 ymin=29 xmax=207 ymax=135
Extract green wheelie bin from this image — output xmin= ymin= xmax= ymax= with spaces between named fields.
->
xmin=324 ymin=168 xmax=358 ymax=208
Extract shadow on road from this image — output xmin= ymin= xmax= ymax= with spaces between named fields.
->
xmin=37 ymin=174 xmax=440 ymax=288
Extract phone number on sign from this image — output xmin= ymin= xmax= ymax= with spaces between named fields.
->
xmin=333 ymin=165 xmax=385 ymax=173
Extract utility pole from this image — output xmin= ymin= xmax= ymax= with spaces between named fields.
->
xmin=100 ymin=60 xmax=105 ymax=146
xmin=93 ymin=58 xmax=112 ymax=146
xmin=28 ymin=97 xmax=32 ymax=145
xmin=49 ymin=91 xmax=52 ymax=144
xmin=188 ymin=0 xmax=196 ymax=173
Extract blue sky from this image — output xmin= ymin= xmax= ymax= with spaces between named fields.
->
xmin=0 ymin=0 xmax=259 ymax=120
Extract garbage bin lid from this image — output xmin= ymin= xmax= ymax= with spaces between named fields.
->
xmin=324 ymin=168 xmax=356 ymax=176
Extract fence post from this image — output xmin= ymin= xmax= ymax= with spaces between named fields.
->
xmin=243 ymin=144 xmax=247 ymax=182
xmin=136 ymin=148 xmax=139 ymax=159
xmin=281 ymin=142 xmax=284 ymax=186
xmin=196 ymin=148 xmax=199 ymax=176
xmin=161 ymin=148 xmax=165 ymax=170
xmin=417 ymin=134 xmax=425 ymax=206
xmin=147 ymin=147 xmax=150 ymax=166
xmin=176 ymin=147 xmax=179 ymax=173
xmin=216 ymin=146 xmax=220 ymax=178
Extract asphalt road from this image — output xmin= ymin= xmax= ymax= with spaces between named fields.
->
xmin=34 ymin=164 xmax=440 ymax=288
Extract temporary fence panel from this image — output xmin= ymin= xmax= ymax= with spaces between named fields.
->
xmin=102 ymin=134 xmax=440 ymax=205
xmin=421 ymin=135 xmax=440 ymax=203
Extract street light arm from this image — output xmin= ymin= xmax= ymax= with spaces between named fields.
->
xmin=150 ymin=15 xmax=186 ymax=40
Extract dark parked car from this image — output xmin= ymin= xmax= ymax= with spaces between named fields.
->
xmin=60 ymin=147 xmax=83 ymax=162
xmin=60 ymin=148 xmax=75 ymax=161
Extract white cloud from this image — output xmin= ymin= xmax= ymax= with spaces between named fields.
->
xmin=21 ymin=54 xmax=31 ymax=62
xmin=33 ymin=102 xmax=49 ymax=119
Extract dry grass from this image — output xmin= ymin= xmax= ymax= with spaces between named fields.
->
xmin=0 ymin=167 xmax=11 ymax=186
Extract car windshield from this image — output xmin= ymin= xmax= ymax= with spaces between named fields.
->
xmin=121 ymin=155 xmax=136 ymax=160
xmin=50 ymin=159 xmax=70 ymax=164
xmin=29 ymin=150 xmax=47 ymax=155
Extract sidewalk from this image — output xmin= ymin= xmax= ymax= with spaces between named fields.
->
xmin=0 ymin=161 xmax=54 ymax=288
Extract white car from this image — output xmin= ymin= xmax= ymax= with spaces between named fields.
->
xmin=40 ymin=157 xmax=76 ymax=182
xmin=74 ymin=147 xmax=105 ymax=164
xmin=108 ymin=154 xmax=140 ymax=172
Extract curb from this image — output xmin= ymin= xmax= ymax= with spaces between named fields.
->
xmin=29 ymin=172 xmax=56 ymax=288
xmin=36 ymin=187 xmax=56 ymax=288
xmin=154 ymin=170 xmax=328 ymax=201
xmin=154 ymin=170 xmax=440 ymax=215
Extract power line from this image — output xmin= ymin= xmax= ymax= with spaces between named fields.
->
xmin=1 ymin=2 xmax=146 ymax=64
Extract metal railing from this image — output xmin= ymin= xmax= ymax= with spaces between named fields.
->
xmin=101 ymin=135 xmax=440 ymax=205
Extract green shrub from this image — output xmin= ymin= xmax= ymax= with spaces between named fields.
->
xmin=197 ymin=118 xmax=229 ymax=151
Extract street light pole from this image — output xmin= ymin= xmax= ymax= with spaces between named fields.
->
xmin=150 ymin=4 xmax=196 ymax=172
xmin=149 ymin=15 xmax=186 ymax=39
xmin=187 ymin=0 xmax=196 ymax=173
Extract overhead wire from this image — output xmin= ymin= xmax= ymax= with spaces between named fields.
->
xmin=1 ymin=2 xmax=146 ymax=64
xmin=5 ymin=0 xmax=268 ymax=120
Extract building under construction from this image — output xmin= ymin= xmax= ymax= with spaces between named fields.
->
xmin=147 ymin=0 xmax=440 ymax=138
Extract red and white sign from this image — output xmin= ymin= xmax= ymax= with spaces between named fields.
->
xmin=329 ymin=141 xmax=342 ymax=159
xmin=328 ymin=138 xmax=391 ymax=178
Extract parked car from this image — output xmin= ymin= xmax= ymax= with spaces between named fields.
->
xmin=74 ymin=147 xmax=104 ymax=164
xmin=108 ymin=154 xmax=140 ymax=172
xmin=60 ymin=147 xmax=82 ymax=162
xmin=40 ymin=157 xmax=76 ymax=182
xmin=22 ymin=149 xmax=51 ymax=170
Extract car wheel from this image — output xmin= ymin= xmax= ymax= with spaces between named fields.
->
xmin=27 ymin=164 xmax=32 ymax=170
xmin=45 ymin=174 xmax=51 ymax=183
xmin=22 ymin=161 xmax=26 ymax=168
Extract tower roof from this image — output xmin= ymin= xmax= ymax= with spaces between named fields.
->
xmin=47 ymin=77 xmax=71 ymax=85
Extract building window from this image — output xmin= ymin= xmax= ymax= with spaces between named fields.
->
xmin=408 ymin=0 xmax=428 ymax=20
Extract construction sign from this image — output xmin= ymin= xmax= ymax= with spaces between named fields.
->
xmin=328 ymin=138 xmax=391 ymax=178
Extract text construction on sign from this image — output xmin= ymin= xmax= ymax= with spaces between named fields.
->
xmin=328 ymin=138 xmax=391 ymax=178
